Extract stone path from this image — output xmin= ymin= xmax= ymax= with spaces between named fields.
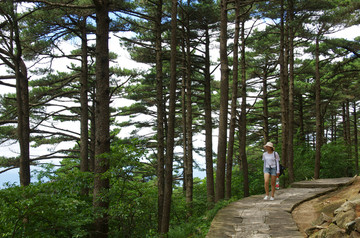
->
xmin=206 ymin=177 xmax=356 ymax=238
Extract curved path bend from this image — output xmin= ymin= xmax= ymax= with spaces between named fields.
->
xmin=206 ymin=177 xmax=356 ymax=238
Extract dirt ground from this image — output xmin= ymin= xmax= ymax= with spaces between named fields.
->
xmin=292 ymin=176 xmax=360 ymax=237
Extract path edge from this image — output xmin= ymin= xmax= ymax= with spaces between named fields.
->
xmin=289 ymin=175 xmax=358 ymax=213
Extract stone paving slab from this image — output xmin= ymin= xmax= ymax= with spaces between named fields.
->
xmin=290 ymin=177 xmax=355 ymax=188
xmin=206 ymin=177 xmax=356 ymax=238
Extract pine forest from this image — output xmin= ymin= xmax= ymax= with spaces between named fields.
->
xmin=0 ymin=0 xmax=359 ymax=237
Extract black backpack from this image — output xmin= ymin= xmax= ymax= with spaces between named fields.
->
xmin=274 ymin=152 xmax=286 ymax=176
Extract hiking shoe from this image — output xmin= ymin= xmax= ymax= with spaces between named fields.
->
xmin=270 ymin=197 xmax=275 ymax=201
xmin=263 ymin=196 xmax=269 ymax=200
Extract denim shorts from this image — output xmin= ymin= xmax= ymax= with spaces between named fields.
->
xmin=264 ymin=167 xmax=277 ymax=176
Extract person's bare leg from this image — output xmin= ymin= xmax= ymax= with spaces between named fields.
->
xmin=271 ymin=175 xmax=276 ymax=197
xmin=264 ymin=173 xmax=270 ymax=196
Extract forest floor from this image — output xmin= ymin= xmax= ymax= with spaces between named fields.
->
xmin=292 ymin=176 xmax=360 ymax=237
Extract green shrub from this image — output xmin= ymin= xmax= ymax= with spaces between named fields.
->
xmin=0 ymin=181 xmax=92 ymax=237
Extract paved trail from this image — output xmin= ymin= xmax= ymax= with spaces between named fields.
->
xmin=206 ymin=177 xmax=356 ymax=238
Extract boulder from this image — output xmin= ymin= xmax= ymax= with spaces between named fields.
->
xmin=334 ymin=199 xmax=360 ymax=229
xmin=334 ymin=199 xmax=360 ymax=216
xmin=334 ymin=209 xmax=357 ymax=229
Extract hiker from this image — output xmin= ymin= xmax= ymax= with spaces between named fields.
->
xmin=262 ymin=142 xmax=280 ymax=200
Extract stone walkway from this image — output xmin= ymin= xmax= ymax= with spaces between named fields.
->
xmin=206 ymin=177 xmax=356 ymax=238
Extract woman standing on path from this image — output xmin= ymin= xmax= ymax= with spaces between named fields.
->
xmin=263 ymin=142 xmax=280 ymax=200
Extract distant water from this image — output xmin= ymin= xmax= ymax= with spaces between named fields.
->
xmin=1 ymin=166 xmax=206 ymax=189
xmin=0 ymin=166 xmax=49 ymax=189
xmin=0 ymin=168 xmax=20 ymax=188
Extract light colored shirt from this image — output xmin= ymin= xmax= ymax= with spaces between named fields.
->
xmin=263 ymin=151 xmax=280 ymax=174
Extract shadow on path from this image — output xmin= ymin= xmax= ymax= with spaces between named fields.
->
xmin=206 ymin=177 xmax=356 ymax=238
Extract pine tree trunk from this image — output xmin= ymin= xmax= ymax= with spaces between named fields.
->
xmin=16 ymin=52 xmax=30 ymax=187
xmin=342 ymin=103 xmax=347 ymax=143
xmin=226 ymin=0 xmax=240 ymax=200
xmin=155 ymin=0 xmax=165 ymax=232
xmin=263 ymin=69 xmax=269 ymax=144
xmin=287 ymin=0 xmax=295 ymax=183
xmin=185 ymin=1 xmax=193 ymax=208
xmin=346 ymin=100 xmax=351 ymax=145
xmin=92 ymin=0 xmax=110 ymax=236
xmin=280 ymin=0 xmax=289 ymax=169
xmin=345 ymin=100 xmax=352 ymax=176
xmin=204 ymin=24 xmax=215 ymax=206
xmin=298 ymin=94 xmax=306 ymax=144
xmin=90 ymin=93 xmax=96 ymax=173
xmin=13 ymin=8 xmax=30 ymax=187
xmin=161 ymin=0 xmax=177 ymax=233
xmin=331 ymin=114 xmax=336 ymax=142
xmin=353 ymin=102 xmax=359 ymax=175
xmin=80 ymin=16 xmax=89 ymax=196
xmin=239 ymin=18 xmax=249 ymax=197
xmin=215 ymin=0 xmax=229 ymax=202
xmin=314 ymin=35 xmax=322 ymax=180
xmin=80 ymin=16 xmax=89 ymax=175
xmin=181 ymin=23 xmax=188 ymax=192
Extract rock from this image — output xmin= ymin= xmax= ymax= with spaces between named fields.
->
xmin=350 ymin=230 xmax=360 ymax=238
xmin=305 ymin=225 xmax=326 ymax=237
xmin=356 ymin=218 xmax=360 ymax=232
xmin=326 ymin=223 xmax=347 ymax=238
xmin=356 ymin=204 xmax=360 ymax=217
xmin=333 ymin=199 xmax=360 ymax=229
xmin=309 ymin=228 xmax=326 ymax=238
xmin=334 ymin=199 xmax=360 ymax=215
xmin=306 ymin=212 xmax=333 ymax=236
xmin=348 ymin=220 xmax=357 ymax=233
xmin=334 ymin=210 xmax=357 ymax=229
xmin=315 ymin=212 xmax=333 ymax=226
xmin=347 ymin=218 xmax=360 ymax=233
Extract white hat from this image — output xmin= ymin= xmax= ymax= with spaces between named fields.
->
xmin=264 ymin=142 xmax=274 ymax=149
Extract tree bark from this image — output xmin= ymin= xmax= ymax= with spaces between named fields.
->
xmin=215 ymin=0 xmax=229 ymax=202
xmin=90 ymin=90 xmax=96 ymax=173
xmin=298 ymin=94 xmax=305 ymax=144
xmin=155 ymin=0 xmax=165 ymax=232
xmin=353 ymin=101 xmax=359 ymax=175
xmin=314 ymin=34 xmax=322 ymax=179
xmin=181 ymin=15 xmax=188 ymax=192
xmin=262 ymin=67 xmax=269 ymax=144
xmin=11 ymin=4 xmax=31 ymax=187
xmin=346 ymin=100 xmax=351 ymax=145
xmin=92 ymin=0 xmax=110 ymax=237
xmin=226 ymin=0 xmax=240 ymax=200
xmin=161 ymin=0 xmax=177 ymax=233
xmin=80 ymin=16 xmax=89 ymax=177
xmin=342 ymin=103 xmax=347 ymax=144
xmin=204 ymin=24 xmax=215 ymax=206
xmin=345 ymin=100 xmax=352 ymax=176
xmin=239 ymin=17 xmax=249 ymax=198
xmin=185 ymin=0 xmax=193 ymax=209
xmin=287 ymin=0 xmax=295 ymax=183
xmin=16 ymin=66 xmax=30 ymax=187
xmin=279 ymin=0 xmax=289 ymax=169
